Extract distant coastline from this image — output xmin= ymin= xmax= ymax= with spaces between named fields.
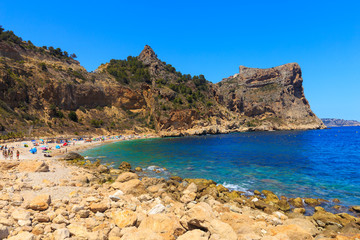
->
xmin=321 ymin=118 xmax=360 ymax=127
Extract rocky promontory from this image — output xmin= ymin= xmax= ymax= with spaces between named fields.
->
xmin=0 ymin=27 xmax=324 ymax=139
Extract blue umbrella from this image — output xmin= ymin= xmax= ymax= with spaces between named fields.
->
xmin=55 ymin=145 xmax=60 ymax=149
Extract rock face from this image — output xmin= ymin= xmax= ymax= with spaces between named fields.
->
xmin=217 ymin=64 xmax=325 ymax=130
xmin=0 ymin=30 xmax=324 ymax=137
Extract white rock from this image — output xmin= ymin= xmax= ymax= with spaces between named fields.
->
xmin=12 ymin=209 xmax=31 ymax=221
xmin=252 ymin=197 xmax=259 ymax=202
xmin=109 ymin=190 xmax=124 ymax=201
xmin=148 ymin=204 xmax=166 ymax=215
xmin=18 ymin=219 xmax=32 ymax=226
xmin=53 ymin=228 xmax=70 ymax=240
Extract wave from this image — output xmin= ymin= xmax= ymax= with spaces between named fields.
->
xmin=221 ymin=182 xmax=253 ymax=195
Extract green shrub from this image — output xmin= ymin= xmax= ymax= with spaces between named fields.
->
xmin=68 ymin=111 xmax=78 ymax=122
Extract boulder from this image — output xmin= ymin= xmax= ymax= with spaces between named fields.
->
xmin=138 ymin=213 xmax=185 ymax=240
xmin=64 ymin=152 xmax=84 ymax=160
xmin=312 ymin=210 xmax=342 ymax=227
xmin=89 ymin=201 xmax=108 ymax=213
xmin=111 ymin=210 xmax=137 ymax=228
xmin=29 ymin=194 xmax=51 ymax=211
xmin=208 ymin=219 xmax=237 ymax=240
xmin=269 ymin=224 xmax=313 ymax=240
xmin=18 ymin=161 xmax=49 ymax=172
xmin=135 ymin=167 xmax=143 ymax=172
xmin=67 ymin=224 xmax=89 ymax=239
xmin=350 ymin=206 xmax=360 ymax=213
xmin=262 ymin=190 xmax=279 ymax=204
xmin=7 ymin=232 xmax=36 ymax=240
xmin=289 ymin=197 xmax=304 ymax=208
xmin=180 ymin=202 xmax=215 ymax=230
xmin=118 ymin=161 xmax=131 ymax=172
xmin=148 ymin=204 xmax=166 ymax=215
xmin=111 ymin=179 xmax=146 ymax=195
xmin=120 ymin=228 xmax=164 ymax=240
xmin=304 ymin=198 xmax=321 ymax=207
xmin=0 ymin=225 xmax=9 ymax=240
xmin=184 ymin=178 xmax=217 ymax=192
xmin=115 ymin=172 xmax=138 ymax=183
xmin=53 ymin=228 xmax=70 ymax=240
xmin=177 ymin=229 xmax=209 ymax=240
xmin=278 ymin=199 xmax=291 ymax=211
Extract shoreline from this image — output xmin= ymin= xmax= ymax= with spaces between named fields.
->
xmin=0 ymin=141 xmax=359 ymax=239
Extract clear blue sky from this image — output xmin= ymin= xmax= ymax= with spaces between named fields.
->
xmin=1 ymin=0 xmax=359 ymax=120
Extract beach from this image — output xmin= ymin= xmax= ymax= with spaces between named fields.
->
xmin=0 ymin=134 xmax=360 ymax=239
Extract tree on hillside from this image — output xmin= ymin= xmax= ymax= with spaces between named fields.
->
xmin=70 ymin=53 xmax=77 ymax=59
xmin=0 ymin=25 xmax=4 ymax=34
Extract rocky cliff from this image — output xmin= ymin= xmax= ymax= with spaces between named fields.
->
xmin=216 ymin=64 xmax=325 ymax=131
xmin=0 ymin=28 xmax=324 ymax=139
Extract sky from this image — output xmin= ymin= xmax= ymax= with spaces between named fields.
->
xmin=1 ymin=0 xmax=359 ymax=120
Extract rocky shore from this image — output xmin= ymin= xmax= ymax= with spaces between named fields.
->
xmin=0 ymin=151 xmax=360 ymax=240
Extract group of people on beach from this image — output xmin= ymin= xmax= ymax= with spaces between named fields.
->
xmin=1 ymin=145 xmax=19 ymax=160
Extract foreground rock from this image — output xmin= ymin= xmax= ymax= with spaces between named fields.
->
xmin=0 ymin=157 xmax=359 ymax=240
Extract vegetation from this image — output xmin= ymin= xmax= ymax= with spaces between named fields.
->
xmin=106 ymin=56 xmax=151 ymax=84
xmin=90 ymin=119 xmax=104 ymax=128
xmin=0 ymin=25 xmax=77 ymax=60
xmin=50 ymin=104 xmax=64 ymax=118
xmin=68 ymin=111 xmax=78 ymax=122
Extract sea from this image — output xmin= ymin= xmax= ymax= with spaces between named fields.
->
xmin=82 ymin=126 xmax=360 ymax=210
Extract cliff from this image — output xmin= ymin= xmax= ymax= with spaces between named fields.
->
xmin=216 ymin=64 xmax=325 ymax=131
xmin=0 ymin=28 xmax=324 ymax=139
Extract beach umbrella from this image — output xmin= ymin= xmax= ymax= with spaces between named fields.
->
xmin=40 ymin=147 xmax=47 ymax=150
xmin=56 ymin=145 xmax=60 ymax=149
xmin=63 ymin=142 xmax=68 ymax=146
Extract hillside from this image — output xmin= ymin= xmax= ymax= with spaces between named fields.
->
xmin=321 ymin=118 xmax=360 ymax=127
xmin=0 ymin=27 xmax=324 ymax=139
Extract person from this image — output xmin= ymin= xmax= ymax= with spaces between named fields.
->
xmin=16 ymin=150 xmax=19 ymax=160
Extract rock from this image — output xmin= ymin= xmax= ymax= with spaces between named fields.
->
xmin=313 ymin=210 xmax=342 ymax=227
xmin=283 ymin=218 xmax=319 ymax=236
xmin=148 ymin=204 xmax=166 ymax=215
xmin=215 ymin=184 xmax=228 ymax=193
xmin=78 ymin=210 xmax=90 ymax=218
xmin=109 ymin=190 xmax=124 ymax=201
xmin=254 ymin=190 xmax=261 ymax=195
xmin=53 ymin=228 xmax=70 ymax=240
xmin=138 ymin=213 xmax=185 ymax=240
xmin=12 ymin=209 xmax=31 ymax=220
xmin=89 ymin=201 xmax=109 ymax=213
xmin=32 ymin=224 xmax=45 ymax=235
xmin=304 ymin=198 xmax=321 ymax=207
xmin=120 ymin=228 xmax=164 ymax=240
xmin=170 ymin=176 xmax=182 ymax=182
xmin=111 ymin=179 xmax=146 ymax=195
xmin=177 ymin=229 xmax=209 ymax=240
xmin=67 ymin=224 xmax=89 ymax=238
xmin=185 ymin=178 xmax=217 ymax=192
xmin=64 ymin=152 xmax=84 ymax=160
xmin=289 ymin=197 xmax=304 ymax=208
xmin=183 ymin=182 xmax=198 ymax=194
xmin=29 ymin=194 xmax=51 ymax=211
xmin=180 ymin=192 xmax=196 ymax=203
xmin=293 ymin=208 xmax=306 ymax=214
xmin=112 ymin=210 xmax=137 ymax=228
xmin=278 ymin=199 xmax=291 ymax=211
xmin=333 ymin=198 xmax=341 ymax=203
xmin=7 ymin=232 xmax=36 ymax=240
xmin=0 ymin=225 xmax=9 ymax=239
xmin=269 ymin=224 xmax=313 ymax=240
xmin=208 ymin=219 xmax=237 ymax=240
xmin=135 ymin=167 xmax=143 ymax=172
xmin=262 ymin=190 xmax=279 ymax=204
xmin=350 ymin=206 xmax=360 ymax=213
xmin=18 ymin=161 xmax=49 ymax=172
xmin=97 ymin=164 xmax=109 ymax=173
xmin=115 ymin=172 xmax=138 ymax=183
xmin=118 ymin=161 xmax=131 ymax=172
xmin=180 ymin=202 xmax=215 ymax=230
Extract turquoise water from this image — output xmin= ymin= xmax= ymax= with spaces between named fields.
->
xmin=82 ymin=127 xmax=360 ymax=207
